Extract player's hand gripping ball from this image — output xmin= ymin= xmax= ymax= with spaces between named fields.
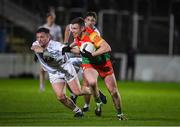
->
xmin=80 ymin=42 xmax=95 ymax=53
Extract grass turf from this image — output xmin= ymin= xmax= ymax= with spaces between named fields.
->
xmin=0 ymin=78 xmax=180 ymax=126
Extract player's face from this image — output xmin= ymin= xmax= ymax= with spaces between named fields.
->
xmin=47 ymin=15 xmax=55 ymax=24
xmin=85 ymin=16 xmax=96 ymax=28
xmin=71 ymin=24 xmax=84 ymax=38
xmin=36 ymin=32 xmax=50 ymax=47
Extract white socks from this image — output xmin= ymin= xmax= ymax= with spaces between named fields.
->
xmin=83 ymin=103 xmax=89 ymax=108
xmin=70 ymin=93 xmax=76 ymax=98
xmin=73 ymin=107 xmax=82 ymax=113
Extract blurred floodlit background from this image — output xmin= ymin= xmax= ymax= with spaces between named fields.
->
xmin=0 ymin=0 xmax=180 ymax=82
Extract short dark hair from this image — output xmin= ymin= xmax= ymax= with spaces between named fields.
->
xmin=84 ymin=12 xmax=97 ymax=20
xmin=71 ymin=17 xmax=85 ymax=27
xmin=36 ymin=27 xmax=50 ymax=34
xmin=46 ymin=12 xmax=56 ymax=18
xmin=46 ymin=12 xmax=53 ymax=17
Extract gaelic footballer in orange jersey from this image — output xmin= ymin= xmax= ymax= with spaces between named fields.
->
xmin=74 ymin=27 xmax=114 ymax=78
xmin=62 ymin=17 xmax=127 ymax=120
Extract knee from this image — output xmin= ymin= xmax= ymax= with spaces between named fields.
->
xmin=73 ymin=90 xmax=81 ymax=96
xmin=87 ymin=79 xmax=97 ymax=87
xmin=40 ymin=68 xmax=45 ymax=73
xmin=57 ymin=93 xmax=66 ymax=102
xmin=110 ymin=88 xmax=119 ymax=97
xmin=82 ymin=79 xmax=89 ymax=87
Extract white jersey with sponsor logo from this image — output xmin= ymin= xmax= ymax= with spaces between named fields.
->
xmin=32 ymin=40 xmax=77 ymax=83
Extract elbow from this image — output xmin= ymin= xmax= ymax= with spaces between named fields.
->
xmin=31 ymin=46 xmax=34 ymax=50
xmin=103 ymin=41 xmax=111 ymax=52
xmin=108 ymin=46 xmax=111 ymax=52
xmin=106 ymin=45 xmax=111 ymax=52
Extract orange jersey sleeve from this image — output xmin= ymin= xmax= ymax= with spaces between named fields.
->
xmin=89 ymin=32 xmax=104 ymax=48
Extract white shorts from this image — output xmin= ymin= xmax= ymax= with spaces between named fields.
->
xmin=48 ymin=62 xmax=77 ymax=84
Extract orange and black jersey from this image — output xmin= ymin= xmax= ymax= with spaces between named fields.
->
xmin=74 ymin=27 xmax=110 ymax=65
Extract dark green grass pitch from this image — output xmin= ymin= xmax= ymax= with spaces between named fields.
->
xmin=0 ymin=78 xmax=180 ymax=126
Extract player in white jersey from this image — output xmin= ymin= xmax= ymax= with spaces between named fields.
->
xmin=31 ymin=28 xmax=91 ymax=117
xmin=64 ymin=12 xmax=107 ymax=112
xmin=38 ymin=10 xmax=63 ymax=91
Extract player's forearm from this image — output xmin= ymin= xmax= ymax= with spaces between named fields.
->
xmin=31 ymin=45 xmax=44 ymax=53
xmin=92 ymin=41 xmax=111 ymax=56
xmin=69 ymin=42 xmax=80 ymax=54
xmin=69 ymin=42 xmax=76 ymax=48
xmin=70 ymin=47 xmax=80 ymax=54
xmin=64 ymin=33 xmax=70 ymax=43
xmin=64 ymin=25 xmax=71 ymax=42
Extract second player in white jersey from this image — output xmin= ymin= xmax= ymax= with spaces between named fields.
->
xmin=31 ymin=27 xmax=92 ymax=117
xmin=37 ymin=11 xmax=63 ymax=91
xmin=33 ymin=40 xmax=76 ymax=83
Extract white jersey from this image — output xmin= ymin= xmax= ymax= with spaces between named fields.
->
xmin=32 ymin=40 xmax=77 ymax=83
xmin=41 ymin=23 xmax=62 ymax=41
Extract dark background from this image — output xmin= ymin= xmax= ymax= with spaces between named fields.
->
xmin=0 ymin=0 xmax=180 ymax=55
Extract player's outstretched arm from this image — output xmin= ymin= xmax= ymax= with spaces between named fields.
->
xmin=62 ymin=42 xmax=80 ymax=55
xmin=70 ymin=42 xmax=80 ymax=54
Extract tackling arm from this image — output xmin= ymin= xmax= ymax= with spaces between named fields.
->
xmin=62 ymin=42 xmax=80 ymax=55
xmin=31 ymin=45 xmax=44 ymax=53
xmin=69 ymin=42 xmax=80 ymax=54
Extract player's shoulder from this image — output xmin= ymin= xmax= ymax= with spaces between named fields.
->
xmin=84 ymin=27 xmax=96 ymax=37
xmin=49 ymin=40 xmax=65 ymax=48
xmin=86 ymin=27 xmax=100 ymax=36
xmin=85 ymin=27 xmax=94 ymax=33
xmin=89 ymin=31 xmax=103 ymax=45
xmin=94 ymin=28 xmax=101 ymax=36
xmin=49 ymin=40 xmax=60 ymax=45
xmin=89 ymin=31 xmax=100 ymax=39
xmin=53 ymin=24 xmax=61 ymax=29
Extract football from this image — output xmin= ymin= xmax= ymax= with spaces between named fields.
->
xmin=80 ymin=42 xmax=95 ymax=53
